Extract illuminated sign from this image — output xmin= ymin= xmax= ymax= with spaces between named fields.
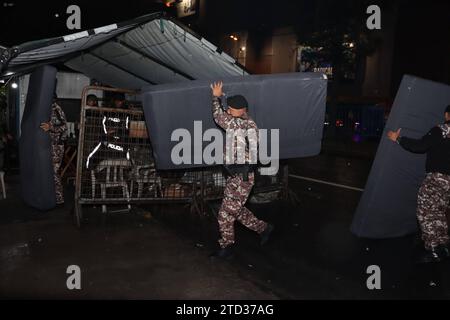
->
xmin=176 ymin=0 xmax=198 ymax=18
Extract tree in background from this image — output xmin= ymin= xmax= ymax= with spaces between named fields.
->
xmin=295 ymin=0 xmax=398 ymax=89
xmin=294 ymin=0 xmax=399 ymax=138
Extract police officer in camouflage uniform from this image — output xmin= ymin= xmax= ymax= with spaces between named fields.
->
xmin=388 ymin=105 xmax=450 ymax=263
xmin=40 ymin=101 xmax=68 ymax=205
xmin=210 ymin=82 xmax=274 ymax=259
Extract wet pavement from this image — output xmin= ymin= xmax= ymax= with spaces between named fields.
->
xmin=1 ymin=143 xmax=450 ymax=299
xmin=0 ymin=177 xmax=276 ymax=299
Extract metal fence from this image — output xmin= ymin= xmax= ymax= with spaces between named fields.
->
xmin=324 ymin=104 xmax=386 ymax=141
xmin=74 ymin=86 xmax=287 ymax=226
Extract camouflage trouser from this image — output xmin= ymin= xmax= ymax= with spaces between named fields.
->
xmin=417 ymin=172 xmax=450 ymax=250
xmin=218 ymin=173 xmax=268 ymax=248
xmin=52 ymin=144 xmax=65 ymax=204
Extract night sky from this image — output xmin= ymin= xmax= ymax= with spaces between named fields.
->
xmin=0 ymin=0 xmax=319 ymax=46
xmin=0 ymin=1 xmax=169 ymax=46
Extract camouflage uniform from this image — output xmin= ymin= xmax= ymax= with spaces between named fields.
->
xmin=417 ymin=172 xmax=450 ymax=249
xmin=212 ymin=97 xmax=268 ymax=248
xmin=416 ymin=124 xmax=450 ymax=249
xmin=49 ymin=103 xmax=68 ymax=204
xmin=400 ymin=122 xmax=450 ymax=250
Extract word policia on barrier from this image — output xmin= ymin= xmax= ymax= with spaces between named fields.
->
xmin=1 ymin=0 xmax=450 ymax=305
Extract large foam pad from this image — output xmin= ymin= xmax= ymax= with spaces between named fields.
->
xmin=351 ymin=75 xmax=450 ymax=238
xmin=142 ymin=72 xmax=327 ymax=170
xmin=19 ymin=65 xmax=58 ymax=211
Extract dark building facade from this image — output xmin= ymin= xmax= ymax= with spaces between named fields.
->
xmin=186 ymin=0 xmax=450 ymax=104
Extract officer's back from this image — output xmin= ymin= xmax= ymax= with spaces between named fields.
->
xmin=397 ymin=119 xmax=450 ymax=175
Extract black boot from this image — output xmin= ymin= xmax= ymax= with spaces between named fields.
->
xmin=436 ymin=244 xmax=450 ymax=260
xmin=210 ymin=245 xmax=234 ymax=260
xmin=415 ymin=244 xmax=450 ymax=264
xmin=260 ymin=224 xmax=274 ymax=246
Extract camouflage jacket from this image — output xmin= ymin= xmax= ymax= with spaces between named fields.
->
xmin=212 ymin=97 xmax=258 ymax=165
xmin=49 ymin=103 xmax=68 ymax=145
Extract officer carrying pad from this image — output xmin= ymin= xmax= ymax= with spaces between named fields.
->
xmin=141 ymin=72 xmax=327 ymax=170
xmin=19 ymin=65 xmax=58 ymax=211
xmin=351 ymin=75 xmax=450 ymax=239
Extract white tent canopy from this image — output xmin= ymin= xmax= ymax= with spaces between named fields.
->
xmin=0 ymin=12 xmax=248 ymax=89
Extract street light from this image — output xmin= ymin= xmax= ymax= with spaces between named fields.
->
xmin=11 ymin=82 xmax=18 ymax=89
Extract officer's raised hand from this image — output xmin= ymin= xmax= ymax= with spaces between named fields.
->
xmin=210 ymin=81 xmax=224 ymax=97
xmin=387 ymin=128 xmax=401 ymax=142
